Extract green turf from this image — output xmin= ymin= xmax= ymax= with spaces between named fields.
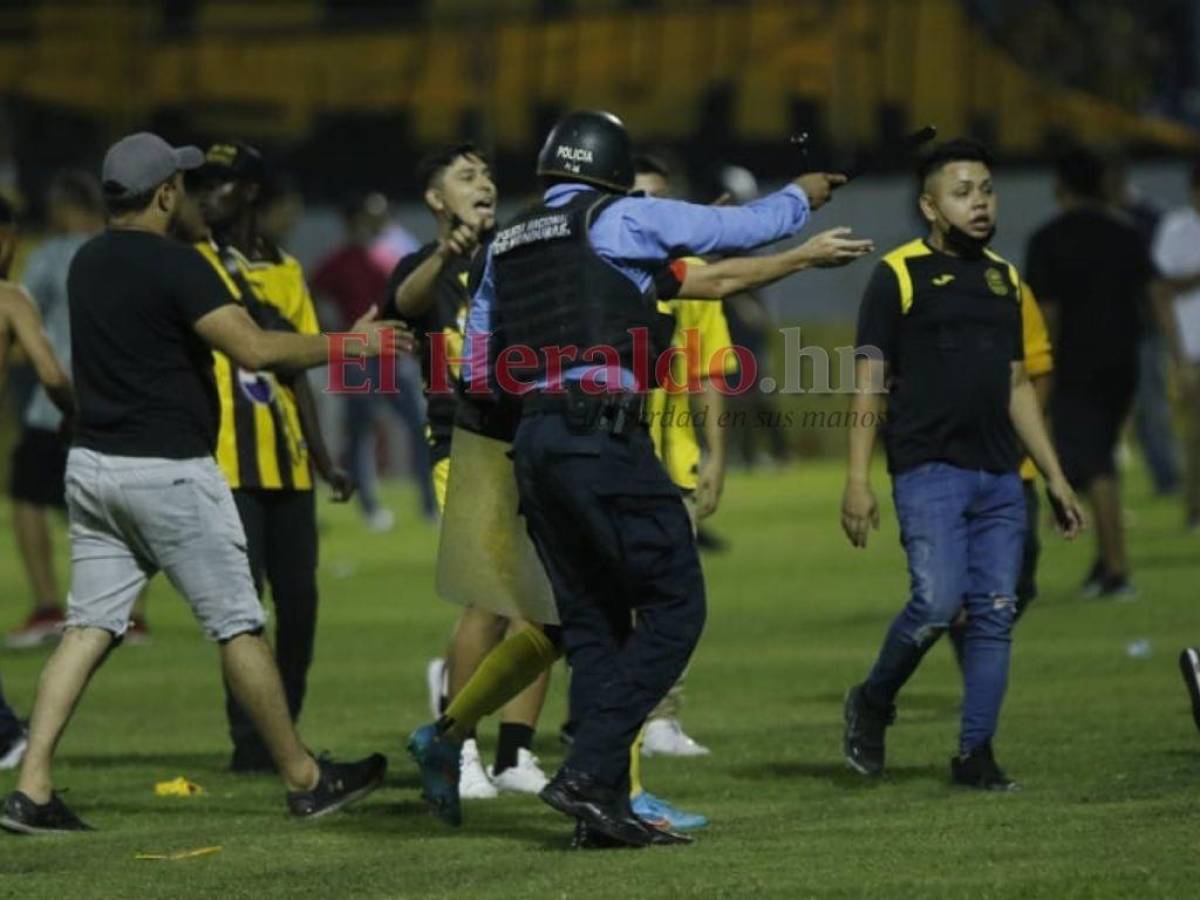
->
xmin=0 ymin=458 xmax=1196 ymax=898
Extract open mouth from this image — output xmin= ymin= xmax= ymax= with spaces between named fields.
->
xmin=473 ymin=199 xmax=496 ymax=217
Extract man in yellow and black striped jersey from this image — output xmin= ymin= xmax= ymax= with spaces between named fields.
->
xmin=184 ymin=142 xmax=353 ymax=773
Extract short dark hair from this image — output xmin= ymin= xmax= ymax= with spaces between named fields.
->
xmin=633 ymin=153 xmax=671 ymax=179
xmin=1055 ymin=146 xmax=1105 ymax=200
xmin=416 ymin=142 xmax=488 ymax=192
xmin=48 ymin=169 xmax=104 ymax=216
xmin=917 ymin=138 xmax=993 ymax=188
xmin=103 ymin=182 xmax=162 ymax=217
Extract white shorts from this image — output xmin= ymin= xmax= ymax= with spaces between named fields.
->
xmin=64 ymin=448 xmax=265 ymax=641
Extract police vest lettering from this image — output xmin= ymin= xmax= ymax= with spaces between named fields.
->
xmin=492 ymin=214 xmax=573 ymax=256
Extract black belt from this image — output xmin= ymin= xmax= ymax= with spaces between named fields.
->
xmin=522 ymin=383 xmax=645 ymax=436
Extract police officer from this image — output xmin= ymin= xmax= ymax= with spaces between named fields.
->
xmin=464 ymin=110 xmax=843 ymax=847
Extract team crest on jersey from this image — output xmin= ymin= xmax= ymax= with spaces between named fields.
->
xmin=985 ymin=268 xmax=1009 ymax=296
xmin=237 ymin=368 xmax=275 ymax=405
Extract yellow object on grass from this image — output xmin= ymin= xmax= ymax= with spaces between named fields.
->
xmin=154 ymin=777 xmax=205 ymax=797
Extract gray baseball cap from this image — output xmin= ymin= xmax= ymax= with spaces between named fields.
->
xmin=101 ymin=132 xmax=204 ymax=199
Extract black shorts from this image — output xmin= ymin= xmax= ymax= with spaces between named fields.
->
xmin=1051 ymin=377 xmax=1136 ymax=488
xmin=9 ymin=427 xmax=68 ymax=507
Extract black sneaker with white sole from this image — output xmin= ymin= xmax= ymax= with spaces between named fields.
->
xmin=843 ymin=684 xmax=895 ymax=776
xmin=286 ymin=753 xmax=387 ymax=820
xmin=1 ymin=791 xmax=94 ymax=835
xmin=1179 ymin=648 xmax=1200 ymax=733
xmin=951 ymin=742 xmax=1019 ymax=792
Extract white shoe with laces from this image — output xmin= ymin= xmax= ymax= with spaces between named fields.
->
xmin=458 ymin=739 xmax=499 ymax=799
xmin=641 ymin=718 xmax=711 ymax=758
xmin=490 ymin=748 xmax=549 ymax=794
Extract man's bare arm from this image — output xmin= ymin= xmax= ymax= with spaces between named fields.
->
xmin=194 ymin=304 xmax=411 ymax=374
xmin=393 ymin=222 xmax=479 ymax=318
xmin=841 ymin=356 xmax=885 ymax=548
xmin=679 ymin=227 xmax=873 ymax=299
xmin=690 ymin=377 xmax=727 ymax=519
xmin=0 ymin=286 xmax=74 ymax=417
xmin=1009 ymin=362 xmax=1082 ymax=537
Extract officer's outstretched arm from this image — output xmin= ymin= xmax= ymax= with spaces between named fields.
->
xmin=678 ymin=227 xmax=874 ymax=299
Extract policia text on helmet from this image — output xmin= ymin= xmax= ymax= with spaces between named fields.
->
xmin=536 ymin=110 xmax=636 ymax=193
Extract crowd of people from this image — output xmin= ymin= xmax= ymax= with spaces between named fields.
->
xmin=0 ymin=112 xmax=1196 ymax=847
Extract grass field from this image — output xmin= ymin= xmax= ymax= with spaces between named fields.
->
xmin=0 ymin=456 xmax=1197 ymax=898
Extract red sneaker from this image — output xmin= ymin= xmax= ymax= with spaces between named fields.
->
xmin=5 ymin=608 xmax=65 ymax=650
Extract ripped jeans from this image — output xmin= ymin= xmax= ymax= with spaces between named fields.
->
xmin=864 ymin=462 xmax=1026 ymax=753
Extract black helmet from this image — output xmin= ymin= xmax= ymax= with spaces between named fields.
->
xmin=536 ymin=110 xmax=634 ymax=192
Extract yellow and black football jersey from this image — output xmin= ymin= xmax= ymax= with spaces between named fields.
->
xmin=857 ymin=238 xmax=1026 ymax=476
xmin=196 ymin=241 xmax=318 ymax=491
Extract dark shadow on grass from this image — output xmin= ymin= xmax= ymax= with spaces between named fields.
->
xmin=332 ymin=800 xmax=572 ymax=848
xmin=795 ymin=690 xmax=961 ymax=719
xmin=730 ymin=760 xmax=942 ymax=787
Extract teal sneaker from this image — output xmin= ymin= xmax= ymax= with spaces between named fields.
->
xmin=631 ymin=791 xmax=708 ymax=832
xmin=406 ymin=723 xmax=462 ymax=826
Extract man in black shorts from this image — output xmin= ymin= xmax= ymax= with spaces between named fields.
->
xmin=1 ymin=132 xmax=402 ymax=835
xmin=6 ymin=172 xmax=105 ymax=650
xmin=1025 ymin=148 xmax=1152 ymax=597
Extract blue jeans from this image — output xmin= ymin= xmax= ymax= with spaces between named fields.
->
xmin=864 ymin=462 xmax=1026 ymax=753
xmin=0 ymin=673 xmax=20 ymax=741
xmin=343 ymin=357 xmax=436 ymax=518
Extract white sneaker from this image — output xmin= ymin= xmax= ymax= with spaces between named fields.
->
xmin=490 ymin=748 xmax=549 ymax=794
xmin=0 ymin=728 xmax=28 ymax=770
xmin=425 ymin=658 xmax=447 ymax=719
xmin=641 ymin=718 xmax=711 ymax=758
xmin=364 ymin=507 xmax=396 ymax=533
xmin=459 ymin=739 xmax=499 ymax=799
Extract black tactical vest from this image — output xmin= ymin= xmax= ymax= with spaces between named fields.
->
xmin=491 ymin=190 xmax=673 ymax=389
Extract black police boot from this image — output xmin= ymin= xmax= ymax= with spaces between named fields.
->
xmin=843 ymin=683 xmax=895 ymax=776
xmin=951 ymin=742 xmax=1019 ymax=792
xmin=540 ymin=768 xmax=657 ymax=848
xmin=1 ymin=790 xmax=94 ymax=835
xmin=286 ymin=753 xmax=387 ymax=819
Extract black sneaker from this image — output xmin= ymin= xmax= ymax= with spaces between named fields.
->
xmin=843 ymin=684 xmax=895 ymax=776
xmin=1179 ymin=648 xmax=1200 ymax=733
xmin=1080 ymin=560 xmax=1105 ymax=597
xmin=286 ymin=753 xmax=387 ymax=820
xmin=540 ymin=768 xmax=657 ymax=848
xmin=951 ymin=743 xmax=1019 ymax=791
xmin=0 ymin=791 xmax=94 ymax=835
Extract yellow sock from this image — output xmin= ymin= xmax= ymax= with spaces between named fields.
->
xmin=629 ymin=726 xmax=646 ymax=798
xmin=443 ymin=625 xmax=560 ymax=741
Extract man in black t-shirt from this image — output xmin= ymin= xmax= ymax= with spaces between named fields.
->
xmin=840 ymin=139 xmax=1082 ymax=791
xmin=385 ymin=143 xmax=553 ymax=797
xmin=1025 ymin=148 xmax=1154 ymax=598
xmin=1 ymin=133 xmax=403 ymax=835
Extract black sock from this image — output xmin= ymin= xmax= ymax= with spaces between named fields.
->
xmin=494 ymin=723 xmax=534 ymax=774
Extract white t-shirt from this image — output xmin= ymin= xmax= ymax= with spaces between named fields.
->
xmin=1152 ymin=206 xmax=1200 ymax=362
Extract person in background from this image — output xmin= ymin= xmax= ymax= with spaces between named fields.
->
xmin=1025 ymin=147 xmax=1152 ymax=597
xmin=312 ymin=192 xmax=435 ymax=530
xmin=0 ymin=192 xmax=75 ymax=773
xmin=1104 ymin=157 xmax=1181 ymax=498
xmin=185 ymin=140 xmax=354 ymax=773
xmin=5 ymin=172 xmax=112 ymax=650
